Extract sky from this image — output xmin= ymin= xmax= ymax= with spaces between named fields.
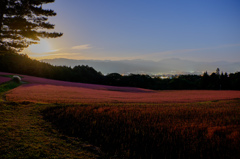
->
xmin=23 ymin=0 xmax=240 ymax=63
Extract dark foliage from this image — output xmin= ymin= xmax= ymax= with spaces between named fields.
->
xmin=0 ymin=52 xmax=103 ymax=84
xmin=0 ymin=0 xmax=62 ymax=52
xmin=0 ymin=52 xmax=239 ymax=90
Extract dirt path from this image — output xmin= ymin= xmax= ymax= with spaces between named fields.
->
xmin=0 ymin=101 xmax=100 ymax=158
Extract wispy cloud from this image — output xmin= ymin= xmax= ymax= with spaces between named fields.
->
xmin=71 ymin=44 xmax=92 ymax=50
xmin=126 ymin=48 xmax=201 ymax=60
xmin=128 ymin=43 xmax=240 ymax=60
xmin=34 ymin=52 xmax=85 ymax=60
xmin=207 ymin=43 xmax=240 ymax=49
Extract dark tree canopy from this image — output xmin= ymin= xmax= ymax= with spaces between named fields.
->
xmin=0 ymin=0 xmax=62 ymax=52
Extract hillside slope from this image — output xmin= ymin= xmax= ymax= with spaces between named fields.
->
xmin=2 ymin=72 xmax=240 ymax=104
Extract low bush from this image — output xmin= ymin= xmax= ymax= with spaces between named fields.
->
xmin=12 ymin=75 xmax=21 ymax=83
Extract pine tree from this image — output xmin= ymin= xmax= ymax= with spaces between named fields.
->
xmin=0 ymin=0 xmax=62 ymax=53
xmin=216 ymin=68 xmax=220 ymax=76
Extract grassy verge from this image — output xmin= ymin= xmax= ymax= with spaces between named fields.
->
xmin=0 ymin=75 xmax=23 ymax=78
xmin=0 ymin=102 xmax=99 ymax=159
xmin=0 ymin=81 xmax=99 ymax=158
xmin=0 ymin=81 xmax=21 ymax=93
xmin=0 ymin=80 xmax=22 ymax=102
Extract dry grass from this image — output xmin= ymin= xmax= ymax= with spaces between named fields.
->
xmin=0 ymin=101 xmax=99 ymax=158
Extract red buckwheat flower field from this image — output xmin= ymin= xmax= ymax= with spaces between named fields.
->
xmin=2 ymin=72 xmax=240 ymax=104
xmin=0 ymin=76 xmax=11 ymax=84
xmin=1 ymin=72 xmax=240 ymax=158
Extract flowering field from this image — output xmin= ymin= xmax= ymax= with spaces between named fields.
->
xmin=1 ymin=72 xmax=240 ymax=158
xmin=44 ymin=100 xmax=240 ymax=158
xmin=0 ymin=76 xmax=11 ymax=84
xmin=2 ymin=72 xmax=239 ymax=104
xmin=6 ymin=83 xmax=240 ymax=104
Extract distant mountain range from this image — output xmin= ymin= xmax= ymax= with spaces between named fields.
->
xmin=41 ymin=58 xmax=240 ymax=75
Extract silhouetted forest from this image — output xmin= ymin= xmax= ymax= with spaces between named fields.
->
xmin=0 ymin=52 xmax=239 ymax=90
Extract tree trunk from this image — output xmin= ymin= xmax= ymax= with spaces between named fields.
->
xmin=0 ymin=1 xmax=7 ymax=52
xmin=0 ymin=0 xmax=7 ymax=41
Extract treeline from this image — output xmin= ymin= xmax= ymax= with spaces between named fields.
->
xmin=105 ymin=72 xmax=240 ymax=90
xmin=0 ymin=52 xmax=103 ymax=84
xmin=0 ymin=52 xmax=239 ymax=90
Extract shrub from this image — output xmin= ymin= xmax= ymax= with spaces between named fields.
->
xmin=12 ymin=75 xmax=21 ymax=83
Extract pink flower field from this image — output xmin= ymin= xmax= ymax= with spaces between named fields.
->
xmin=2 ymin=72 xmax=240 ymax=104
xmin=0 ymin=76 xmax=11 ymax=84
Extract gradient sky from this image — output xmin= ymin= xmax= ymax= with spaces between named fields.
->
xmin=23 ymin=0 xmax=240 ymax=62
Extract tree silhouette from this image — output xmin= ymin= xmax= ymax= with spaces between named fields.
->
xmin=0 ymin=0 xmax=62 ymax=52
xmin=216 ymin=68 xmax=220 ymax=76
xmin=201 ymin=71 xmax=210 ymax=89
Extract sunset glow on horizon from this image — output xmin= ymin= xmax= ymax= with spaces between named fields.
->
xmin=28 ymin=39 xmax=56 ymax=54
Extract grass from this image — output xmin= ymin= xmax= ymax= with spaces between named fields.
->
xmin=0 ymin=75 xmax=14 ymax=78
xmin=0 ymin=75 xmax=23 ymax=78
xmin=0 ymin=81 xmax=21 ymax=93
xmin=0 ymin=82 xmax=99 ymax=159
xmin=0 ymin=102 xmax=99 ymax=159
xmin=0 ymin=81 xmax=21 ymax=102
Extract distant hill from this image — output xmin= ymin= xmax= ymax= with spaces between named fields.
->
xmin=42 ymin=58 xmax=240 ymax=75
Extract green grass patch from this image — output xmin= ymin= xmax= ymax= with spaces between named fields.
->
xmin=0 ymin=75 xmax=23 ymax=78
xmin=0 ymin=81 xmax=21 ymax=93
xmin=0 ymin=75 xmax=13 ymax=78
xmin=0 ymin=102 xmax=99 ymax=159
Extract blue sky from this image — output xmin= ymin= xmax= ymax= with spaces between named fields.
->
xmin=25 ymin=0 xmax=240 ymax=62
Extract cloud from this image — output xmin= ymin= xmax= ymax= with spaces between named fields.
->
xmin=129 ymin=43 xmax=240 ymax=61
xmin=71 ymin=44 xmax=92 ymax=50
xmin=33 ymin=52 xmax=85 ymax=60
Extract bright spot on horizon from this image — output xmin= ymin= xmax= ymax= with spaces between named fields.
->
xmin=29 ymin=39 xmax=56 ymax=54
